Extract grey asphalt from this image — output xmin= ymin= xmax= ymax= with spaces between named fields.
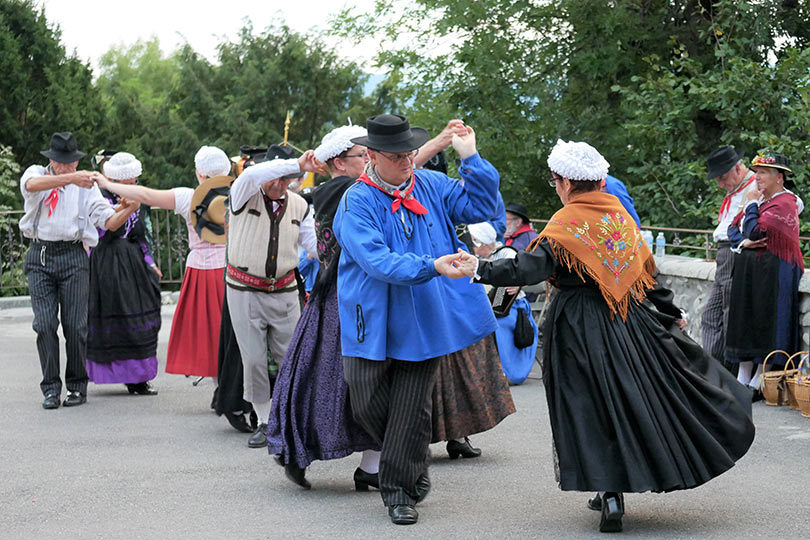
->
xmin=2 ymin=304 xmax=809 ymax=539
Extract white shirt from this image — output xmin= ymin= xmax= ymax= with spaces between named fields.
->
xmin=229 ymin=158 xmax=317 ymax=256
xmin=19 ymin=165 xmax=115 ymax=247
xmin=713 ymin=171 xmax=758 ymax=243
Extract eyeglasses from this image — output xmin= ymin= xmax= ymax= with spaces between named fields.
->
xmin=548 ymin=175 xmax=562 ymax=188
xmin=378 ymin=149 xmax=419 ymax=162
xmin=343 ymin=152 xmax=369 ymax=160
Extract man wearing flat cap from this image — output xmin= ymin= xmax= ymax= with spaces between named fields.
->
xmin=701 ymin=146 xmax=757 ymax=372
xmin=334 ymin=114 xmax=499 ymax=525
xmin=225 ymin=144 xmax=321 ymax=450
xmin=20 ymin=132 xmax=138 ymax=409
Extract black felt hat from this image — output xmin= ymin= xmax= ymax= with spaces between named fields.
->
xmin=706 ymin=146 xmax=744 ymax=180
xmin=265 ymin=144 xmax=304 ymax=179
xmin=350 ymin=114 xmax=430 ymax=153
xmin=40 ymin=132 xmax=86 ymax=163
xmin=505 ymin=201 xmax=531 ymax=222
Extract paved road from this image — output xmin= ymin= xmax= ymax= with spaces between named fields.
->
xmin=2 ymin=305 xmax=809 ymax=539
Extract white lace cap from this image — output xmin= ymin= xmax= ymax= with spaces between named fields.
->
xmin=194 ymin=145 xmax=231 ymax=177
xmin=103 ymin=152 xmax=142 ymax=180
xmin=547 ymin=139 xmax=610 ymax=181
xmin=468 ymin=222 xmax=497 ymax=246
xmin=314 ymin=125 xmax=368 ymax=162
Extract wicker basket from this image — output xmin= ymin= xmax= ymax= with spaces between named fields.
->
xmin=795 ymin=355 xmax=810 ymax=418
xmin=761 ymin=350 xmax=795 ymax=407
xmin=785 ymin=352 xmax=807 ymax=410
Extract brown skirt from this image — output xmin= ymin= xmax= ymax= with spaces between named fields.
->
xmin=431 ymin=333 xmax=516 ymax=442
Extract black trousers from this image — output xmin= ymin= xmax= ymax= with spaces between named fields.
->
xmin=343 ymin=355 xmax=439 ymax=507
xmin=24 ymin=241 xmax=90 ymax=396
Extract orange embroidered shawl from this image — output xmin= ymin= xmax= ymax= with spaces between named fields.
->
xmin=529 ymin=191 xmax=657 ymax=320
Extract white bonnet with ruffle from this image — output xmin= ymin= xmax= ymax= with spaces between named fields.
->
xmin=547 ymin=139 xmax=610 ymax=181
xmin=194 ymin=145 xmax=231 ymax=177
xmin=468 ymin=221 xmax=497 ymax=246
xmin=314 ymin=125 xmax=368 ymax=162
xmin=103 ymin=152 xmax=142 ymax=180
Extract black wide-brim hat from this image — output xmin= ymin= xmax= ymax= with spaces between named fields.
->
xmin=351 ymin=114 xmax=430 ymax=153
xmin=40 ymin=131 xmax=86 ymax=163
xmin=265 ymin=144 xmax=305 ymax=179
xmin=706 ymin=146 xmax=744 ymax=180
xmin=505 ymin=201 xmax=531 ymax=222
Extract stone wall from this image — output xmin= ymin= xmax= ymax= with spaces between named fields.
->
xmin=654 ymin=255 xmax=810 ymax=352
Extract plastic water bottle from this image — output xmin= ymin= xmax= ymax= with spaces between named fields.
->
xmin=642 ymin=230 xmax=654 ymax=250
xmin=655 ymin=232 xmax=666 ymax=257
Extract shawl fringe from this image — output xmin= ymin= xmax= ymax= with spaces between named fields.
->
xmin=530 ymin=235 xmax=658 ymax=321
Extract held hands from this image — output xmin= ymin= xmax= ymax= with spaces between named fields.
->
xmin=91 ymin=172 xmax=111 ymax=190
xmin=740 ymin=238 xmax=767 ymax=249
xmin=451 ymin=126 xmax=477 ymax=159
xmin=298 ymin=150 xmax=327 ymax=175
xmin=71 ymin=170 xmax=96 ymax=189
xmin=437 ymin=119 xmax=467 ymax=147
xmin=434 ymin=249 xmax=478 ymax=279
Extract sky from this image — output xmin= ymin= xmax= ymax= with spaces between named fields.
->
xmin=37 ymin=0 xmax=379 ymax=71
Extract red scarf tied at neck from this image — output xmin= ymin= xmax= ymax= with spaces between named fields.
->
xmin=357 ymin=173 xmax=428 ymax=215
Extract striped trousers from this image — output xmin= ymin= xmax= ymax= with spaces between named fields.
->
xmin=700 ymin=245 xmax=736 ymax=373
xmin=343 ymin=355 xmax=439 ymax=507
xmin=24 ymin=241 xmax=90 ymax=396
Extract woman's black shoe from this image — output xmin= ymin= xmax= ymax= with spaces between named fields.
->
xmin=587 ymin=493 xmax=602 ymax=511
xmin=284 ymin=463 xmax=311 ymax=490
xmin=599 ymin=492 xmax=624 ymax=533
xmin=446 ymin=437 xmax=482 ymax=459
xmin=126 ymin=382 xmax=158 ymax=395
xmin=752 ymin=388 xmax=764 ymax=403
xmin=224 ymin=412 xmax=252 ymax=433
xmin=353 ymin=468 xmax=379 ymax=491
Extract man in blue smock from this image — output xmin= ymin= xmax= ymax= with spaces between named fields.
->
xmin=334 ymin=114 xmax=499 ymax=525
xmin=603 ymin=174 xmax=641 ymax=228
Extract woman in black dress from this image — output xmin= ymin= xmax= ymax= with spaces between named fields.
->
xmin=452 ymin=140 xmax=755 ymax=533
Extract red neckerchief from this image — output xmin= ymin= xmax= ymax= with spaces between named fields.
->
xmin=357 ymin=173 xmax=428 ymax=215
xmin=505 ymin=223 xmax=533 ymax=246
xmin=718 ymin=175 xmax=755 ymax=224
xmin=41 ymin=168 xmax=59 ymax=217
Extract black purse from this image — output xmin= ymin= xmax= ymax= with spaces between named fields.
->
xmin=513 ymin=307 xmax=535 ymax=349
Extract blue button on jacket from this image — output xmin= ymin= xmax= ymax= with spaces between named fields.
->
xmin=334 ymin=153 xmax=500 ymax=361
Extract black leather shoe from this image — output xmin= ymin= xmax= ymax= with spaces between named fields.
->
xmin=248 ymin=423 xmax=267 ymax=448
xmin=446 ymin=437 xmax=482 ymax=459
xmin=587 ymin=493 xmax=602 ymax=511
xmin=353 ymin=468 xmax=379 ymax=491
xmin=284 ymin=463 xmax=311 ymax=490
xmin=225 ymin=412 xmax=253 ymax=433
xmin=42 ymin=392 xmax=60 ymax=410
xmin=63 ymin=391 xmax=86 ymax=407
xmin=126 ymin=382 xmax=158 ymax=395
xmin=210 ymin=387 xmax=218 ymax=410
xmin=415 ymin=472 xmax=431 ymax=503
xmin=752 ymin=388 xmax=764 ymax=403
xmin=599 ymin=492 xmax=624 ymax=533
xmin=389 ymin=504 xmax=418 ymax=525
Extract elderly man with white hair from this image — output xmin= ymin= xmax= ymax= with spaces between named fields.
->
xmin=97 ymin=145 xmax=233 ymax=386
xmin=266 ymin=124 xmax=383 ymax=490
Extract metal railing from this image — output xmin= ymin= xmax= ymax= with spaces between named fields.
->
xmin=531 ymin=218 xmax=810 ymax=262
xmin=0 ymin=208 xmax=190 ymax=295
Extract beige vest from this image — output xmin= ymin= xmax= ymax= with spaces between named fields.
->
xmin=226 ymin=190 xmax=309 ymax=290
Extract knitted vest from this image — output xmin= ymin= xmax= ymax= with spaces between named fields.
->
xmin=226 ymin=191 xmax=309 ymax=291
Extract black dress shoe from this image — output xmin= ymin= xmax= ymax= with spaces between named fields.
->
xmin=126 ymin=382 xmax=158 ymax=395
xmin=389 ymin=504 xmax=418 ymax=525
xmin=63 ymin=391 xmax=86 ymax=407
xmin=284 ymin=463 xmax=311 ymax=490
xmin=42 ymin=392 xmax=60 ymax=410
xmin=353 ymin=468 xmax=379 ymax=491
xmin=587 ymin=493 xmax=602 ymax=511
xmin=446 ymin=437 xmax=482 ymax=459
xmin=599 ymin=492 xmax=624 ymax=533
xmin=248 ymin=423 xmax=267 ymax=448
xmin=415 ymin=472 xmax=431 ymax=503
xmin=211 ymin=387 xmax=218 ymax=410
xmin=224 ymin=412 xmax=253 ymax=433
xmin=752 ymin=388 xmax=764 ymax=403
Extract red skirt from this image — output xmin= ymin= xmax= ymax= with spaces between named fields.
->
xmin=165 ymin=267 xmax=225 ymax=377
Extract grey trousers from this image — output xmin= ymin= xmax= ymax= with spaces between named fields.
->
xmin=227 ymin=287 xmax=300 ymax=404
xmin=343 ymin=355 xmax=439 ymax=507
xmin=701 ymin=245 xmax=736 ymax=372
xmin=24 ymin=241 xmax=90 ymax=396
